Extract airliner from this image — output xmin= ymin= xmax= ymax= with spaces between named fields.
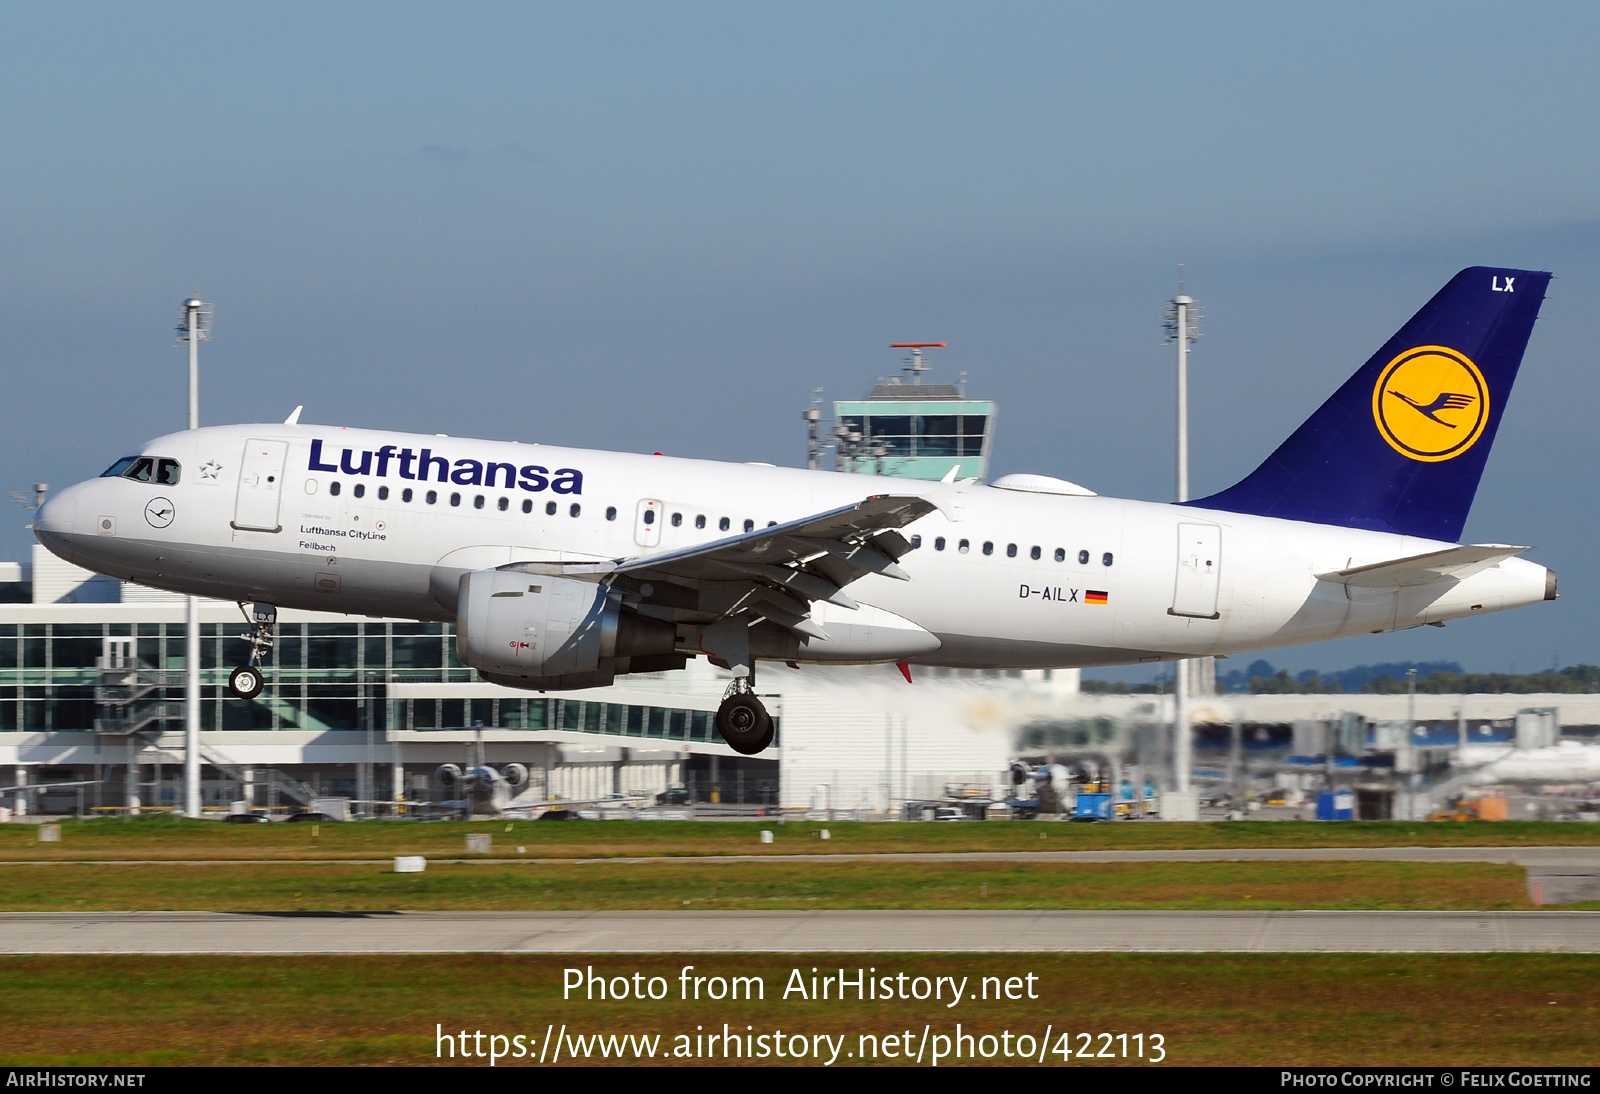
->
xmin=33 ymin=267 xmax=1557 ymax=754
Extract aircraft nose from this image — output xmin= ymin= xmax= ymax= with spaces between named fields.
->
xmin=32 ymin=484 xmax=83 ymax=560
xmin=34 ymin=486 xmax=78 ymax=534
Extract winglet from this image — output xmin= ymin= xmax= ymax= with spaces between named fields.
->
xmin=284 ymin=405 xmax=304 ymax=425
xmin=940 ymin=464 xmax=961 ymax=483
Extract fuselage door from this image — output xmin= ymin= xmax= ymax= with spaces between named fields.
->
xmin=233 ymin=439 xmax=289 ymax=533
xmin=1171 ymin=522 xmax=1221 ymax=619
xmin=634 ymin=499 xmax=662 ymax=548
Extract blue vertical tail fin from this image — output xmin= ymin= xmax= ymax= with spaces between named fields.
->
xmin=1189 ymin=266 xmax=1549 ymax=542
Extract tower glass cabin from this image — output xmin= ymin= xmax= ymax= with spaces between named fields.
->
xmin=833 ymin=381 xmax=996 ymax=482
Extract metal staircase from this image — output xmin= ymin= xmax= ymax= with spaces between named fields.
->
xmin=92 ymin=655 xmax=316 ymax=809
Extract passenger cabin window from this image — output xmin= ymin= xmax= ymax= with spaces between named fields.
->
xmin=546 ymin=501 xmax=557 ymax=515
xmin=958 ymin=539 xmax=970 ymax=554
xmin=1030 ymin=546 xmax=1041 ymax=560
xmin=935 ymin=537 xmax=946 ymax=551
xmin=695 ymin=515 xmax=706 ymax=529
xmin=1078 ymin=550 xmax=1089 ymax=565
xmin=570 ymin=504 xmax=581 ymax=517
xmin=426 ymin=490 xmax=438 ymax=504
xmin=449 ymin=492 xmax=461 ymax=506
xmin=497 ymin=497 xmax=508 ymax=511
xmin=472 ymin=495 xmax=484 ymax=509
xmin=521 ymin=499 xmax=532 ymax=513
xmin=402 ymin=488 xmax=413 ymax=502
xmin=1054 ymin=548 xmax=1065 ymax=562
xmin=1102 ymin=552 xmax=1114 ymax=567
xmin=378 ymin=486 xmax=389 ymax=500
xmin=1006 ymin=543 xmax=1017 ymax=558
xmin=606 ymin=506 xmax=617 ymax=521
xmin=910 ymin=534 xmax=922 ymax=549
xmin=671 ymin=513 xmax=682 ymax=527
xmin=982 ymin=541 xmax=994 ymax=556
xmin=644 ymin=510 xmax=655 ymax=525
xmin=743 ymin=519 xmax=754 ymax=532
xmin=353 ymin=484 xmax=365 ymax=498
xmin=719 ymin=517 xmax=730 ymax=531
xmin=329 ymin=481 xmax=341 ymax=496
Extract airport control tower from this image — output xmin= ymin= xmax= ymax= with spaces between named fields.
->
xmin=816 ymin=344 xmax=997 ymax=482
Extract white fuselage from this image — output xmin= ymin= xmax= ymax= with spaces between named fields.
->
xmin=34 ymin=423 xmax=1554 ymax=670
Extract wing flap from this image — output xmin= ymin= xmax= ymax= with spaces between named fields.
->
xmin=1316 ymin=544 xmax=1528 ymax=589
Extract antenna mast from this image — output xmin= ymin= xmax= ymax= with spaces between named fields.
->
xmin=891 ymin=343 xmax=945 ymax=386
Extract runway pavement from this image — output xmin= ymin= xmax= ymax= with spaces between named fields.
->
xmin=3 ymin=909 xmax=1597 ymax=954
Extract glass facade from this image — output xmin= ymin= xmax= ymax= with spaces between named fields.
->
xmin=0 ymin=621 xmax=767 ymax=746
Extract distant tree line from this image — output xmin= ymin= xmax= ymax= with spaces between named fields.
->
xmin=1080 ymin=659 xmax=1600 ymax=695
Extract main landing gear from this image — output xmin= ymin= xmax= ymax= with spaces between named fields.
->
xmin=226 ymin=602 xmax=277 ymax=700
xmin=716 ymin=677 xmax=773 ymax=755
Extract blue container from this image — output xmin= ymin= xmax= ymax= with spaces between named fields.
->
xmin=1315 ymin=790 xmax=1355 ymax=820
xmin=1074 ymin=792 xmax=1112 ymax=819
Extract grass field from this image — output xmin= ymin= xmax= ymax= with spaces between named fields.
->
xmin=2 ymin=952 xmax=1595 ymax=1066
xmin=0 ymin=859 xmax=1544 ymax=911
xmin=3 ymin=815 xmax=1599 ymax=861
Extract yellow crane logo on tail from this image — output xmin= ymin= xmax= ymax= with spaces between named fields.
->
xmin=1372 ymin=346 xmax=1489 ymax=462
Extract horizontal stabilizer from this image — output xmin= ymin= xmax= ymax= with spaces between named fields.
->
xmin=1316 ymin=544 xmax=1527 ymax=589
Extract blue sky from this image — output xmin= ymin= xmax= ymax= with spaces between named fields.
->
xmin=3 ymin=2 xmax=1599 ymax=676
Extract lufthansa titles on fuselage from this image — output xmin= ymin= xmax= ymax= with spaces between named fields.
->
xmin=308 ymin=439 xmax=583 ymax=494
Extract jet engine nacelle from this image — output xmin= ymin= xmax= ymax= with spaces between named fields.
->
xmin=501 ymin=762 xmax=530 ymax=788
xmin=456 ymin=571 xmax=675 ymax=680
xmin=439 ymin=764 xmax=498 ymax=792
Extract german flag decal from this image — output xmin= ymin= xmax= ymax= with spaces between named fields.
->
xmin=1085 ymin=590 xmax=1109 ymax=605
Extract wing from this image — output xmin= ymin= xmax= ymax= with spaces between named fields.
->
xmin=502 ymin=493 xmax=938 ymax=641
xmin=1316 ymin=544 xmax=1527 ymax=589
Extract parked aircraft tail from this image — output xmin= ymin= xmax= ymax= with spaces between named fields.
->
xmin=1191 ymin=266 xmax=1550 ymax=542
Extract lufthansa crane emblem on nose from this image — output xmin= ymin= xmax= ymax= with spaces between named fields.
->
xmin=143 ymin=497 xmax=175 ymax=529
xmin=1371 ymin=345 xmax=1489 ymax=462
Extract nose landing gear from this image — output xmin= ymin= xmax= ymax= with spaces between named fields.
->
xmin=226 ymin=602 xmax=276 ymax=700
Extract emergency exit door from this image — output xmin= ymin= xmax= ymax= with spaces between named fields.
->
xmin=1170 ymin=522 xmax=1221 ymax=619
xmin=233 ymin=439 xmax=289 ymax=532
xmin=634 ymin=498 xmax=662 ymax=547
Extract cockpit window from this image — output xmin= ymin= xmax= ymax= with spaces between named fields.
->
xmin=106 ymin=457 xmax=180 ymax=485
